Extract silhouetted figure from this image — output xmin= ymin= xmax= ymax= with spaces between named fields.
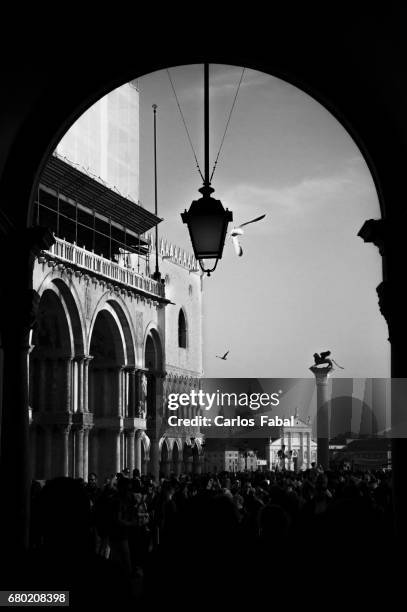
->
xmin=19 ymin=478 xmax=134 ymax=608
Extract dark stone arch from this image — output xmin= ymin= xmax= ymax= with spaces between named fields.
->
xmin=30 ymin=289 xmax=73 ymax=417
xmin=49 ymin=278 xmax=85 ymax=355
xmin=32 ymin=288 xmax=73 ymax=358
xmin=106 ymin=299 xmax=136 ymax=366
xmin=90 ymin=307 xmax=126 ymax=368
xmin=4 ymin=53 xmax=390 ymax=235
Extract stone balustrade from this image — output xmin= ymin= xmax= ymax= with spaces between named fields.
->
xmin=43 ymin=236 xmax=165 ymax=298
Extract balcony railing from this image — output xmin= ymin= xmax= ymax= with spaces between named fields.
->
xmin=43 ymin=236 xmax=165 ymax=298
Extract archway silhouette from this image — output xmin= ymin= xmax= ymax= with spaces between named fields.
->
xmin=3 ymin=46 xmax=405 ymax=555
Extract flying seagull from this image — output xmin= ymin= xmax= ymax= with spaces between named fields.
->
xmin=216 ymin=350 xmax=229 ymax=360
xmin=230 ymin=214 xmax=266 ymax=256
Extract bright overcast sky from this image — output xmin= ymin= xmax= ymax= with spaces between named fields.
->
xmin=138 ymin=64 xmax=389 ymax=379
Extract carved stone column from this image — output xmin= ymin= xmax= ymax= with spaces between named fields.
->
xmin=117 ymin=367 xmax=124 ymax=417
xmin=194 ymin=455 xmax=203 ymax=475
xmin=89 ymin=428 xmax=99 ymax=476
xmin=310 ymin=365 xmax=332 ymax=469
xmin=174 ymin=460 xmax=183 ymax=477
xmin=134 ymin=431 xmax=142 ymax=475
xmin=75 ymin=356 xmax=85 ymax=414
xmin=265 ymin=438 xmax=273 ymax=470
xmin=126 ymin=429 xmax=136 ymax=473
xmin=75 ymin=427 xmax=84 ymax=479
xmin=83 ymin=356 xmax=93 ymax=412
xmin=65 ymin=358 xmax=73 ymax=413
xmin=184 ymin=456 xmax=193 ymax=474
xmin=300 ymin=432 xmax=304 ymax=469
xmin=126 ymin=367 xmax=136 ymax=417
xmin=83 ymin=428 xmax=89 ymax=480
xmin=115 ymin=429 xmax=122 ymax=474
xmin=61 ymin=425 xmax=70 ymax=477
xmin=149 ymin=438 xmax=160 ymax=480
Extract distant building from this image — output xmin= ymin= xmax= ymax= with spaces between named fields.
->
xmin=203 ymin=442 xmax=257 ymax=473
xmin=265 ymin=416 xmax=317 ymax=470
xmin=331 ymin=438 xmax=391 ymax=471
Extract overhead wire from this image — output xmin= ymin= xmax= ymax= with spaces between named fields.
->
xmin=167 ymin=65 xmax=246 ymax=185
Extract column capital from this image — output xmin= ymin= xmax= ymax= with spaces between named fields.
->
xmin=358 ymin=218 xmax=386 ymax=255
xmin=125 ymin=428 xmax=136 ymax=437
xmin=358 ymin=216 xmax=407 ymax=258
xmin=74 ymin=354 xmax=93 ymax=363
xmin=309 ymin=365 xmax=332 ymax=382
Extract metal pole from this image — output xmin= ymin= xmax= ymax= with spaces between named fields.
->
xmin=204 ymin=63 xmax=209 ymax=187
xmin=152 ymin=104 xmax=160 ymax=280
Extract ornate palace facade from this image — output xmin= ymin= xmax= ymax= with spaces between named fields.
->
xmin=28 ymin=83 xmax=203 ymax=482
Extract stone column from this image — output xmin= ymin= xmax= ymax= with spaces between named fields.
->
xmin=194 ymin=455 xmax=203 ymax=475
xmin=310 ymin=365 xmax=332 ymax=470
xmin=72 ymin=359 xmax=78 ymax=413
xmin=83 ymin=356 xmax=93 ymax=412
xmin=184 ymin=456 xmax=193 ymax=474
xmin=115 ymin=430 xmax=122 ymax=473
xmin=265 ymin=438 xmax=273 ymax=470
xmin=300 ymin=432 xmax=304 ymax=470
xmin=135 ymin=431 xmax=142 ymax=475
xmin=65 ymin=358 xmax=73 ymax=413
xmin=89 ymin=429 xmax=99 ymax=476
xmin=83 ymin=428 xmax=89 ymax=480
xmin=61 ymin=426 xmax=70 ymax=477
xmin=307 ymin=432 xmax=311 ymax=469
xmin=117 ymin=367 xmax=124 ymax=417
xmin=149 ymin=439 xmax=160 ymax=480
xmin=127 ymin=367 xmax=136 ymax=417
xmin=76 ymin=356 xmax=85 ymax=413
xmin=126 ymin=429 xmax=136 ymax=473
xmin=75 ymin=428 xmax=84 ymax=479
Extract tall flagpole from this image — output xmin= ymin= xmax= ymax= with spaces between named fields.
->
xmin=152 ymin=104 xmax=160 ymax=280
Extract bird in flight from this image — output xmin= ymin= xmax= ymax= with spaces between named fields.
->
xmin=230 ymin=214 xmax=266 ymax=256
xmin=216 ymin=350 xmax=229 ymax=360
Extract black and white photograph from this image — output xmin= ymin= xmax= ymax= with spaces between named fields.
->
xmin=0 ymin=12 xmax=406 ymax=607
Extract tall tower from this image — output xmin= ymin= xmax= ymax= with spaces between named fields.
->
xmin=56 ymin=80 xmax=140 ymax=202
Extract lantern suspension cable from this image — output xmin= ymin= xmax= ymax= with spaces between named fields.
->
xmin=210 ymin=67 xmax=246 ymax=183
xmin=167 ymin=69 xmax=204 ymax=182
xmin=204 ymin=62 xmax=211 ymax=191
xmin=198 ymin=64 xmax=218 ymax=276
xmin=180 ymin=63 xmax=233 ymax=277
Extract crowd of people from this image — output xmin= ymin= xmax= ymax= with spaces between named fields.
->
xmin=10 ymin=464 xmax=397 ymax=607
